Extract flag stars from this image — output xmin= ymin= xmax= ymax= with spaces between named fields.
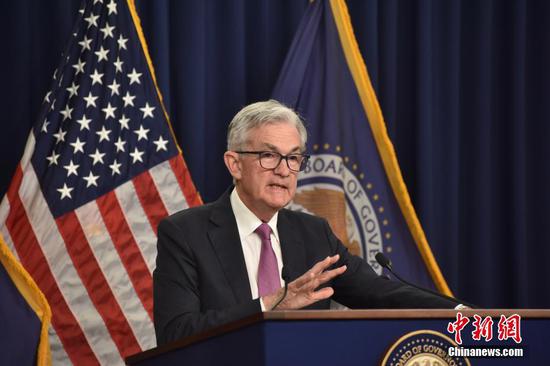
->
xmin=109 ymin=160 xmax=122 ymax=176
xmin=118 ymin=114 xmax=130 ymax=130
xmin=140 ymin=103 xmax=155 ymax=119
xmin=127 ymin=68 xmax=142 ymax=85
xmin=102 ymin=103 xmax=117 ymax=119
xmin=100 ymin=23 xmax=115 ymax=39
xmin=114 ymin=137 xmax=126 ymax=152
xmin=64 ymin=160 xmax=80 ymax=177
xmin=84 ymin=13 xmax=99 ymax=28
xmin=95 ymin=46 xmax=109 ymax=62
xmin=153 ymin=136 xmax=169 ymax=151
xmin=113 ymin=57 xmax=124 ymax=73
xmin=66 ymin=82 xmax=79 ymax=98
xmin=90 ymin=69 xmax=104 ymax=85
xmin=78 ymin=36 xmax=92 ymax=51
xmin=57 ymin=183 xmax=74 ymax=200
xmin=60 ymin=105 xmax=74 ymax=121
xmin=46 ymin=151 xmax=60 ymax=166
xmin=83 ymin=172 xmax=100 ymax=188
xmin=122 ymin=92 xmax=135 ymax=107
xmin=83 ymin=92 xmax=98 ymax=108
xmin=117 ymin=34 xmax=128 ymax=50
xmin=72 ymin=59 xmax=86 ymax=75
xmin=70 ymin=137 xmax=86 ymax=154
xmin=130 ymin=148 xmax=145 ymax=163
xmin=96 ymin=125 xmax=112 ymax=142
xmin=43 ymin=91 xmax=52 ymax=103
xmin=107 ymin=0 xmax=118 ymax=15
xmin=134 ymin=125 xmax=150 ymax=141
xmin=89 ymin=149 xmax=106 ymax=165
xmin=53 ymin=128 xmax=67 ymax=144
xmin=107 ymin=79 xmax=121 ymax=96
xmin=41 ymin=119 xmax=50 ymax=133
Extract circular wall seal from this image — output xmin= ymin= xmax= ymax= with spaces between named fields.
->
xmin=381 ymin=330 xmax=470 ymax=366
xmin=288 ymin=153 xmax=384 ymax=273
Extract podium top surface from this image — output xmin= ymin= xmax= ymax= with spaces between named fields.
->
xmin=262 ymin=308 xmax=550 ymax=319
xmin=126 ymin=309 xmax=550 ymax=364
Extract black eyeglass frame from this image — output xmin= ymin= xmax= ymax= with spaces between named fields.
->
xmin=235 ymin=150 xmax=310 ymax=172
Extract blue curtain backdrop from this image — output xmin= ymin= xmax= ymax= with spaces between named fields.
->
xmin=1 ymin=0 xmax=549 ymax=309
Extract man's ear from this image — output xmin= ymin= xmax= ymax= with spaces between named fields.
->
xmin=224 ymin=151 xmax=242 ymax=180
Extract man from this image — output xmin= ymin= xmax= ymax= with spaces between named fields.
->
xmin=154 ymin=100 xmax=458 ymax=345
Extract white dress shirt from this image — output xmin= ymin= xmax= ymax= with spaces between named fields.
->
xmin=230 ymin=188 xmax=284 ymax=306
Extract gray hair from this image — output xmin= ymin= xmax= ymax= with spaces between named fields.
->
xmin=227 ymin=100 xmax=307 ymax=151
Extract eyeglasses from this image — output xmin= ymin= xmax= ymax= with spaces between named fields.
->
xmin=235 ymin=151 xmax=310 ymax=172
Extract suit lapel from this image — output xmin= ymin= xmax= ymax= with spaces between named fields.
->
xmin=277 ymin=210 xmax=307 ymax=282
xmin=208 ymin=189 xmax=252 ymax=303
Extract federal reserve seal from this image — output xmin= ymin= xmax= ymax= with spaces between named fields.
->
xmin=287 ymin=152 xmax=386 ymax=273
xmin=381 ymin=330 xmax=470 ymax=366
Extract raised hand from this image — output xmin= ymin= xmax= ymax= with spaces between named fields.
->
xmin=262 ymin=254 xmax=347 ymax=310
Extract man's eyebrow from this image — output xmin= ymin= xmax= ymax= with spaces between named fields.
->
xmin=262 ymin=142 xmax=302 ymax=153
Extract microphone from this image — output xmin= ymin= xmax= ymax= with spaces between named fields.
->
xmin=272 ymin=267 xmax=290 ymax=310
xmin=375 ymin=252 xmax=475 ymax=308
xmin=375 ymin=252 xmax=393 ymax=271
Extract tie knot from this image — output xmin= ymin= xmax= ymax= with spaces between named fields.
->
xmin=255 ymin=223 xmax=272 ymax=241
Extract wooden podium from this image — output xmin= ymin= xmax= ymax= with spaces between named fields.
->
xmin=127 ymin=309 xmax=550 ymax=365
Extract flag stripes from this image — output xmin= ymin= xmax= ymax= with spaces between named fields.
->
xmin=74 ymin=200 xmax=154 ymax=349
xmin=114 ymin=179 xmax=158 ymax=274
xmin=5 ymin=167 xmax=99 ymax=365
xmin=3 ymin=156 xmax=194 ymax=363
xmin=1 ymin=1 xmax=202 ymax=363
xmin=49 ymin=330 xmax=71 ymax=366
xmin=96 ymin=191 xmax=154 ymax=319
xmin=56 ymin=211 xmax=143 ymax=357
xmin=4 ymin=153 xmax=196 ymax=363
xmin=132 ymin=171 xmax=168 ymax=234
xmin=0 ymin=224 xmax=17 ymax=261
xmin=170 ymin=155 xmax=202 ymax=207
xmin=149 ymin=158 xmax=188 ymax=215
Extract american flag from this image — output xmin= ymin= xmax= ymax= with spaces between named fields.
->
xmin=0 ymin=0 xmax=201 ymax=364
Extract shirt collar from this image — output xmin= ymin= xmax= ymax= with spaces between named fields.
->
xmin=230 ymin=187 xmax=279 ymax=241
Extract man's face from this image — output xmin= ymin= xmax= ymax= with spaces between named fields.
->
xmin=227 ymin=122 xmax=302 ymax=221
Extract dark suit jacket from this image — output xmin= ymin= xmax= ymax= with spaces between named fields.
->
xmin=153 ymin=188 xmax=457 ymax=345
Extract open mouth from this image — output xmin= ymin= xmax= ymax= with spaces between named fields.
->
xmin=268 ymin=183 xmax=288 ymax=190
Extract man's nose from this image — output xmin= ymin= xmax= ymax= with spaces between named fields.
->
xmin=273 ymin=157 xmax=290 ymax=176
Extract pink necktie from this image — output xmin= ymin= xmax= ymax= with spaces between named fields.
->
xmin=255 ymin=223 xmax=280 ymax=297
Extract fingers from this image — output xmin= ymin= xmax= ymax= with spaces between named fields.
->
xmin=291 ymin=255 xmax=342 ymax=289
xmin=312 ymin=264 xmax=347 ymax=288
xmin=275 ymin=254 xmax=346 ymax=310
xmin=290 ymin=255 xmax=347 ymax=294
xmin=309 ymin=254 xmax=341 ymax=275
xmin=297 ymin=264 xmax=346 ymax=293
xmin=276 ymin=286 xmax=335 ymax=310
xmin=310 ymin=286 xmax=334 ymax=300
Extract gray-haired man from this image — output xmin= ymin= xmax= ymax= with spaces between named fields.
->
xmin=153 ymin=100 xmax=458 ymax=345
